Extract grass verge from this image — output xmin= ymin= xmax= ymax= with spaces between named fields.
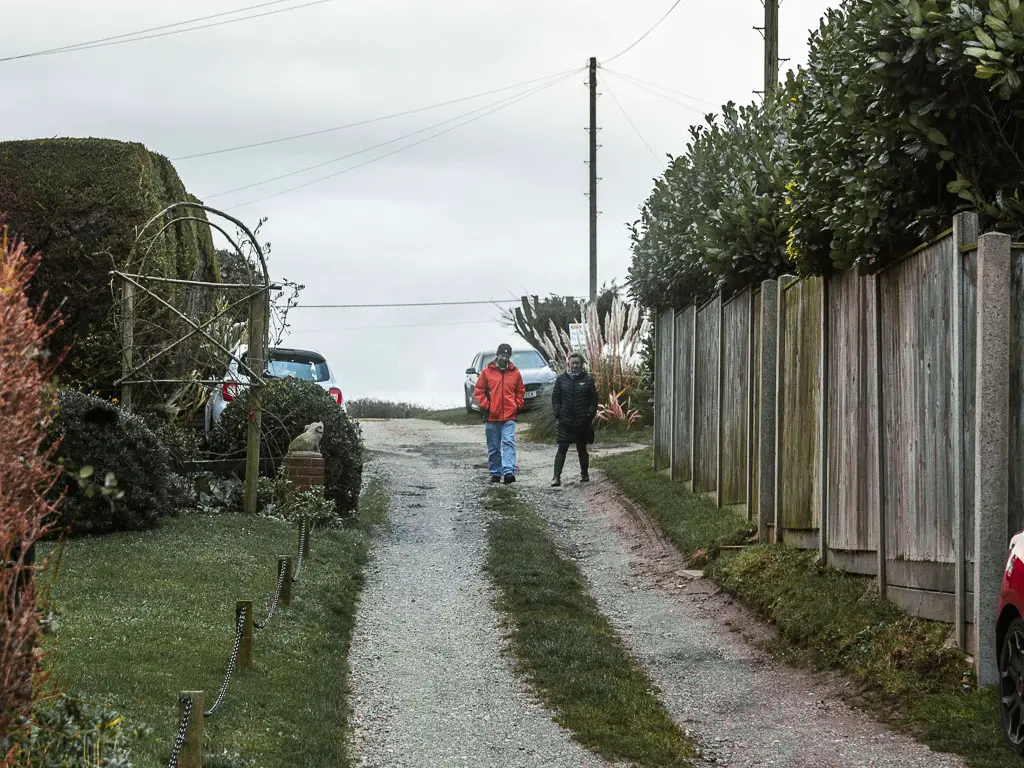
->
xmin=595 ymin=447 xmax=754 ymax=562
xmin=597 ymin=448 xmax=1017 ymax=767
xmin=483 ymin=488 xmax=696 ymax=767
xmin=40 ymin=478 xmax=389 ymax=768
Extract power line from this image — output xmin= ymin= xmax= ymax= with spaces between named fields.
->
xmin=602 ymin=69 xmax=706 ymax=116
xmin=599 ymin=74 xmax=662 ymax=163
xmin=205 ymin=70 xmax=579 ymax=199
xmin=302 ymin=319 xmax=500 ymax=332
xmin=0 ymin=0 xmax=333 ymax=63
xmin=174 ymin=68 xmax=583 ymax=160
xmin=602 ymin=0 xmax=686 ymax=65
xmin=294 ymin=299 xmax=523 ymax=309
xmin=602 ymin=68 xmax=719 ymax=109
xmin=225 ymin=71 xmax=579 ymax=210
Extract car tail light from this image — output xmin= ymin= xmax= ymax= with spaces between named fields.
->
xmin=222 ymin=380 xmax=240 ymax=402
xmin=329 ymin=387 xmax=343 ymax=405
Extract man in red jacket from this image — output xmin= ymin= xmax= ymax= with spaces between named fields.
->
xmin=474 ymin=343 xmax=526 ymax=484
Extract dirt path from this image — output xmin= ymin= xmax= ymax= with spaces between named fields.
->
xmin=348 ymin=419 xmax=965 ymax=767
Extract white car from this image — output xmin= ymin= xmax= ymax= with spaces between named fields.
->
xmin=463 ymin=346 xmax=557 ymax=413
xmin=205 ymin=345 xmax=345 ymax=440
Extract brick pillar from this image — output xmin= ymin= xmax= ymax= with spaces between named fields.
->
xmin=283 ymin=451 xmax=325 ymax=491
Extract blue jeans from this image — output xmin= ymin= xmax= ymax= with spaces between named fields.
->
xmin=485 ymin=420 xmax=517 ymax=477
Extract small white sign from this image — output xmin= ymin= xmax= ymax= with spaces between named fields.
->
xmin=568 ymin=322 xmax=588 ymax=348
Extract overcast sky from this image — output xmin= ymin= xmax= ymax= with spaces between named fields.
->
xmin=2 ymin=0 xmax=832 ymax=408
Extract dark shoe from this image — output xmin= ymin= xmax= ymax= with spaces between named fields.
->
xmin=580 ymin=474 xmax=590 ymax=483
xmin=490 ymin=475 xmax=502 ymax=483
xmin=503 ymin=474 xmax=516 ymax=485
xmin=551 ymin=477 xmax=562 ymax=487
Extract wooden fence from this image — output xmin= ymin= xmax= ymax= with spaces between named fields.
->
xmin=652 ymin=213 xmax=1023 ymax=686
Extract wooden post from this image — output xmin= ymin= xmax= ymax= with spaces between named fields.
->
xmin=669 ymin=309 xmax=680 ymax=480
xmin=180 ymin=691 xmax=203 ymax=768
xmin=237 ymin=600 xmax=253 ymax=670
xmin=818 ymin=276 xmax=830 ymax=564
xmin=120 ymin=278 xmax=135 ymax=413
xmin=746 ymin=287 xmax=756 ymax=521
xmin=243 ymin=289 xmax=268 ymax=515
xmin=653 ymin=311 xmax=661 ymax=470
xmin=952 ymin=212 xmax=979 ymax=650
xmin=774 ymin=276 xmax=797 ymax=543
xmin=279 ymin=556 xmax=293 ymax=606
xmin=873 ymin=273 xmax=888 ymax=599
xmin=715 ymin=294 xmax=725 ymax=507
xmin=689 ymin=306 xmax=698 ymax=488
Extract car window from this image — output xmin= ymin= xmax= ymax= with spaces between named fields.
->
xmin=511 ymin=350 xmax=546 ymax=370
xmin=240 ymin=350 xmax=331 ymax=382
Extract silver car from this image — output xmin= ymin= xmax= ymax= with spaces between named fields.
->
xmin=463 ymin=347 xmax=557 ymax=413
xmin=205 ymin=345 xmax=346 ymax=440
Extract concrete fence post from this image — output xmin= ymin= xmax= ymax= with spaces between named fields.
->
xmin=973 ymin=231 xmax=1012 ymax=687
xmin=757 ymin=280 xmax=779 ymax=543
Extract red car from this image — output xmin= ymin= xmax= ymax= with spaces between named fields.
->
xmin=997 ymin=531 xmax=1024 ymax=753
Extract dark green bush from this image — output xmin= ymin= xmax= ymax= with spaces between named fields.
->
xmin=209 ymin=378 xmax=364 ymax=515
xmin=51 ymin=390 xmax=184 ymax=535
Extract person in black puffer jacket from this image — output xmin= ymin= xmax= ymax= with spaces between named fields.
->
xmin=550 ymin=351 xmax=599 ymax=487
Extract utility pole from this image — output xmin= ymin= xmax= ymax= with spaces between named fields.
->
xmin=764 ymin=0 xmax=780 ymax=97
xmin=587 ymin=56 xmax=598 ymax=302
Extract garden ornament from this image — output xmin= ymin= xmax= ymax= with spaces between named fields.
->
xmin=288 ymin=421 xmax=324 ymax=454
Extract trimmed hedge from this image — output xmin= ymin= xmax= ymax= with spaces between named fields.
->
xmin=210 ymin=378 xmax=364 ymax=516
xmin=0 ymin=138 xmax=218 ymax=395
xmin=51 ymin=390 xmax=185 ymax=535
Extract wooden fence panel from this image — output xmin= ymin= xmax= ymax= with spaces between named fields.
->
xmin=825 ymin=269 xmax=878 ymax=551
xmin=962 ymin=251 xmax=978 ymax=561
xmin=654 ymin=310 xmax=673 ymax=471
xmin=1011 ymin=248 xmax=1024 ymax=534
xmin=750 ymin=289 xmax=762 ymax=520
xmin=693 ymin=296 xmax=721 ymax=493
xmin=878 ymin=236 xmax=957 ymax=563
xmin=720 ymin=290 xmax=751 ymax=505
xmin=779 ymin=278 xmax=822 ymax=531
xmin=672 ymin=307 xmax=695 ymax=482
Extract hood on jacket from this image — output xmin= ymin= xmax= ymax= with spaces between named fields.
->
xmin=486 ymin=360 xmax=519 ymax=372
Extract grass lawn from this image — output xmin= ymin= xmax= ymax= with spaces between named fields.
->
xmin=484 ymin=488 xmax=696 ymax=767
xmin=39 ymin=478 xmax=388 ymax=768
xmin=595 ymin=447 xmax=754 ymax=561
xmin=597 ymin=447 xmax=1020 ymax=768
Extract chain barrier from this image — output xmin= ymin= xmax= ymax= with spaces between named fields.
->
xmin=204 ymin=609 xmax=246 ymax=717
xmin=253 ymin=558 xmax=286 ymax=630
xmin=167 ymin=695 xmax=192 ymax=768
xmin=292 ymin=519 xmax=306 ymax=582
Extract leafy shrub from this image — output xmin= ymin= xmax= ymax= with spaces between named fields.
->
xmin=347 ymin=398 xmax=430 ymax=419
xmin=526 ymin=406 xmax=557 ymax=442
xmin=627 ymin=99 xmax=793 ymax=312
xmin=210 ymin=378 xmax=364 ymax=515
xmin=1 ymin=693 xmax=146 ymax=767
xmin=0 ymin=234 xmax=62 ymax=732
xmin=50 ymin=391 xmax=185 ymax=535
xmin=784 ymin=0 xmax=1024 ymax=273
xmin=257 ymin=475 xmax=340 ymax=527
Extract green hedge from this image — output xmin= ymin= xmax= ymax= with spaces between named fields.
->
xmin=0 ymin=138 xmax=218 ymax=395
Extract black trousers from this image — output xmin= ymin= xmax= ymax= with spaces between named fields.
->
xmin=554 ymin=438 xmax=589 ymax=478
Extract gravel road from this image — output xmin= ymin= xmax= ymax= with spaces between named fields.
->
xmin=347 ymin=418 xmax=966 ymax=768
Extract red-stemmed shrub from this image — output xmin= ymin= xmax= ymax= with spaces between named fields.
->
xmin=0 ymin=230 xmax=62 ymax=741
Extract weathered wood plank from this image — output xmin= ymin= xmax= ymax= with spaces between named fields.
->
xmin=779 ymin=278 xmax=822 ymax=531
xmin=671 ymin=307 xmax=695 ymax=482
xmin=693 ymin=296 xmax=721 ymax=492
xmin=1010 ymin=248 xmax=1024 ymax=533
xmin=720 ymin=290 xmax=750 ymax=505
xmin=878 ymin=235 xmax=957 ymax=563
xmin=654 ymin=310 xmax=674 ymax=471
xmin=750 ymin=289 xmax=762 ymax=521
xmin=825 ymin=268 xmax=878 ymax=551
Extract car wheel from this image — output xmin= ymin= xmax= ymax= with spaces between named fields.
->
xmin=465 ymin=389 xmax=474 ymax=414
xmin=1001 ymin=616 xmax=1024 ymax=754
